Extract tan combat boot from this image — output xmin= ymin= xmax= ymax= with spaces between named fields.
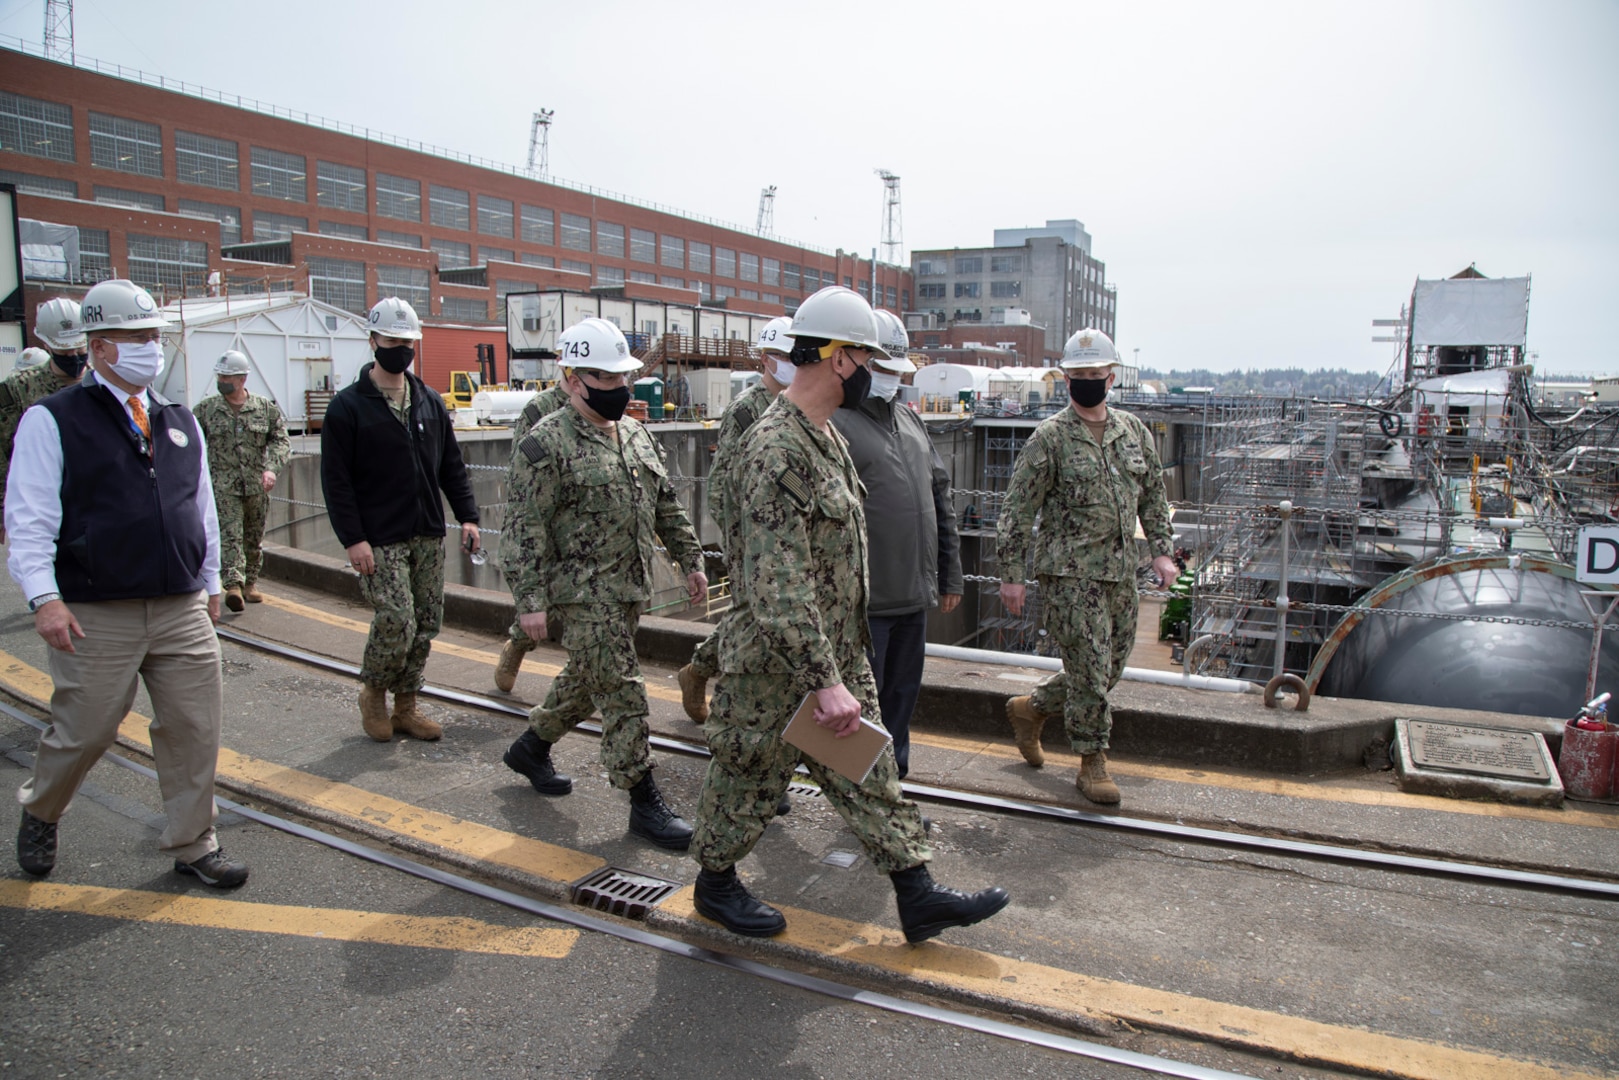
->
xmin=390 ymin=691 xmax=443 ymax=741
xmin=1005 ymin=696 xmax=1048 ymax=767
xmin=225 ymin=585 xmax=245 ymax=613
xmin=1077 ymin=751 xmax=1121 ymax=804
xmin=359 ymin=685 xmax=392 ymax=741
xmin=494 ymin=639 xmax=525 ymax=693
xmin=243 ymin=582 xmax=264 ymax=603
xmin=677 ymin=664 xmax=709 ymax=724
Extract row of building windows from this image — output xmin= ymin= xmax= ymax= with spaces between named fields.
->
xmin=927 ymin=281 xmax=1024 ymax=300
xmin=44 ymin=219 xmax=910 ymax=326
xmin=4 ymin=92 xmax=860 ymax=284
xmin=4 ymin=164 xmax=891 ymax=296
xmin=917 ymin=254 xmax=1032 ymax=277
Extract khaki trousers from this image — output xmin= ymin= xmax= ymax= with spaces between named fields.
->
xmin=17 ymin=590 xmax=224 ymax=864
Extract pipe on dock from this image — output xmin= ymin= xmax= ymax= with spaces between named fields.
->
xmin=924 ymin=643 xmax=1259 ymax=694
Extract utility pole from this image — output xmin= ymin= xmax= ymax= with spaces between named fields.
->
xmin=756 ymin=186 xmax=776 ymax=235
xmin=527 ymin=109 xmax=554 ymax=178
xmin=43 ymin=0 xmax=74 ymax=64
xmin=875 ymin=169 xmax=902 ymax=266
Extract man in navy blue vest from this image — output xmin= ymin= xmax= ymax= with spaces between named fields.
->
xmin=7 ymin=278 xmax=246 ymax=888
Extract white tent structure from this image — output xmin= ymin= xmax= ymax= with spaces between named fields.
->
xmin=155 ymin=295 xmax=372 ymax=430
xmin=913 ymin=363 xmax=994 ymax=401
xmin=1413 ymin=367 xmax=1513 ymax=442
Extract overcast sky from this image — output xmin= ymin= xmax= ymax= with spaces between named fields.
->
xmin=2 ymin=0 xmax=1614 ymax=374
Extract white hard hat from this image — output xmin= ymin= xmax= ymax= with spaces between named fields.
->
xmin=79 ymin=279 xmax=170 ymax=333
xmin=17 ymin=347 xmax=51 ymax=370
xmin=214 ymin=349 xmax=251 ymax=376
xmin=557 ymin=317 xmax=641 ymax=373
xmin=755 ymin=316 xmax=794 ymax=356
xmin=1060 ymin=327 xmax=1119 ymax=371
xmin=871 ymin=310 xmax=915 ymax=374
xmin=367 ymin=296 xmax=423 ymax=341
xmin=783 ymin=286 xmax=890 ymax=359
xmin=34 ymin=297 xmax=86 ymax=351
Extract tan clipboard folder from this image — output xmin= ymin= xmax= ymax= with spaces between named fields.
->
xmin=782 ymin=692 xmax=892 ymax=785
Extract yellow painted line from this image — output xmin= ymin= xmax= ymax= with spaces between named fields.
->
xmin=916 ymin=729 xmax=1619 ymax=831
xmin=0 ymin=649 xmax=1597 ymax=1080
xmin=0 ymin=647 xmax=604 ymax=886
xmin=254 ymin=591 xmax=687 ymax=705
xmin=0 ymin=879 xmax=577 ymax=957
xmin=657 ymin=890 xmax=1601 ymax=1080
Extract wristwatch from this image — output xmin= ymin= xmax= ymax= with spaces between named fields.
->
xmin=28 ymin=592 xmax=61 ymax=612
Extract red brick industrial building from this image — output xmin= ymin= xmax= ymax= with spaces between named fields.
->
xmin=1 ymin=45 xmax=910 ymax=386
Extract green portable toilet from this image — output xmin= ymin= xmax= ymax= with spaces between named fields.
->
xmin=634 ymin=377 xmax=664 ymax=415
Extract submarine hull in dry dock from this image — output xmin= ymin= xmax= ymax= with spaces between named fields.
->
xmin=1312 ymin=556 xmax=1619 ymax=718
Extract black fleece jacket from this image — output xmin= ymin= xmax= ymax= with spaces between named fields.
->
xmin=320 ymin=363 xmax=479 ymax=549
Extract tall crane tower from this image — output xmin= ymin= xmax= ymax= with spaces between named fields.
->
xmin=527 ymin=109 xmax=554 ymax=178
xmin=875 ymin=169 xmax=903 ymax=266
xmin=756 ymin=185 xmax=776 ymax=235
xmin=43 ymin=0 xmax=74 ymax=64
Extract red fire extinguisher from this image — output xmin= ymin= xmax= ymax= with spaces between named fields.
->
xmin=1574 ymin=693 xmax=1610 ymax=731
xmin=1560 ymin=692 xmax=1617 ymax=800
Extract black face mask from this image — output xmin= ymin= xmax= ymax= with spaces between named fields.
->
xmin=583 ymin=383 xmax=632 ymax=422
xmin=837 ymin=356 xmax=872 ymax=410
xmin=55 ymin=352 xmax=87 ymax=379
xmin=375 ymin=344 xmax=415 ymax=374
xmin=217 ymin=381 xmax=237 ymax=398
xmin=1069 ymin=376 xmax=1109 ymax=408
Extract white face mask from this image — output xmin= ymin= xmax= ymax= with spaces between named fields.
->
xmin=111 ymin=340 xmax=164 ymax=387
xmin=869 ymin=371 xmax=902 ymax=402
xmin=771 ymin=357 xmax=796 ymax=386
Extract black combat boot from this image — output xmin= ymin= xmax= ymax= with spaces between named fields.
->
xmin=694 ymin=866 xmax=787 ymax=937
xmin=503 ymin=730 xmax=573 ymax=795
xmin=627 ymin=772 xmax=694 ymax=850
xmin=890 ymin=864 xmax=1010 ymax=944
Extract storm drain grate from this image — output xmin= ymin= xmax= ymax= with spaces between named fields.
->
xmin=787 ymin=781 xmax=823 ymax=798
xmin=570 ymin=866 xmax=683 ymax=920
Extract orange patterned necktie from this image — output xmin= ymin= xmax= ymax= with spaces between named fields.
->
xmin=128 ymin=396 xmax=151 ymax=440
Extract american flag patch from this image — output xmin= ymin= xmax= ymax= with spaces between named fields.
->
xmin=776 ymin=467 xmax=812 ymax=511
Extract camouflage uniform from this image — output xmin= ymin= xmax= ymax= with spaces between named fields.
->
xmin=511 ymin=406 xmax=703 ymax=789
xmin=498 ymin=383 xmax=573 ymax=648
xmin=0 ymin=362 xmax=79 ymax=512
xmin=193 ymin=392 xmax=291 ymax=589
xmin=996 ymin=407 xmax=1173 ymax=754
xmin=692 ymin=395 xmax=931 ymax=875
xmin=687 ymin=381 xmax=775 ymax=679
xmin=357 ymin=535 xmax=445 ymax=692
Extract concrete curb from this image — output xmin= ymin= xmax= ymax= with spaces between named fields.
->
xmin=260 ymin=542 xmax=1557 ymax=774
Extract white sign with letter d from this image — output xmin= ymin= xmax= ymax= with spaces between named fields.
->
xmin=1577 ymin=525 xmax=1619 ymax=584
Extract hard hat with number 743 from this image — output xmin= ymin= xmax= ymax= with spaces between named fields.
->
xmin=557 ymin=317 xmax=641 ymax=373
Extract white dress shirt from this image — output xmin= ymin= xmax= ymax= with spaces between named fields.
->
xmin=5 ymin=369 xmax=221 ymax=602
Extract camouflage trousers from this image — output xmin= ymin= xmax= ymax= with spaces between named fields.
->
xmin=356 ymin=536 xmax=445 ymax=694
xmin=1028 ymin=574 xmax=1138 ymax=755
xmin=216 ymin=489 xmax=268 ymax=589
xmin=691 ymin=662 xmax=931 ymax=875
xmin=528 ymin=602 xmax=650 ymax=791
xmin=688 ymin=601 xmax=752 ymax=680
xmin=687 ymin=625 xmax=721 ymax=680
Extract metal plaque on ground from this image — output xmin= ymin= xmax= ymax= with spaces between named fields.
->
xmin=1406 ymin=720 xmax=1550 ymax=781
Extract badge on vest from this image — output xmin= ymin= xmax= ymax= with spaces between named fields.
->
xmin=168 ymin=427 xmax=190 ymax=448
